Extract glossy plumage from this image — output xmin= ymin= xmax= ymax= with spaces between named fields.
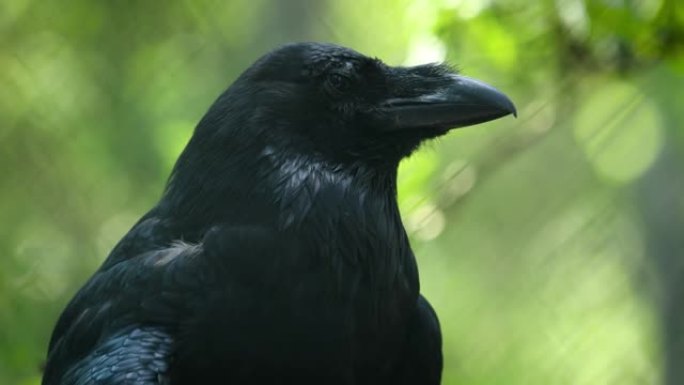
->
xmin=44 ymin=42 xmax=515 ymax=385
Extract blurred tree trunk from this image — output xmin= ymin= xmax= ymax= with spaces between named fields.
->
xmin=638 ymin=144 xmax=684 ymax=385
xmin=636 ymin=68 xmax=684 ymax=385
xmin=257 ymin=0 xmax=330 ymax=46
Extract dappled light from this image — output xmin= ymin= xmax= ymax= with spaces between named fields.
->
xmin=1 ymin=0 xmax=682 ymax=384
xmin=574 ymin=79 xmax=664 ymax=183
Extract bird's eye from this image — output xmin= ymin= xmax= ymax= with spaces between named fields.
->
xmin=327 ymin=73 xmax=351 ymax=92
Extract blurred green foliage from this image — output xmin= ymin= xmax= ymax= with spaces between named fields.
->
xmin=1 ymin=0 xmax=683 ymax=384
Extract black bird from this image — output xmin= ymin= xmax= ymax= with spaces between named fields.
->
xmin=43 ymin=42 xmax=515 ymax=385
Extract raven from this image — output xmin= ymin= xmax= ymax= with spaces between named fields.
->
xmin=43 ymin=42 xmax=515 ymax=385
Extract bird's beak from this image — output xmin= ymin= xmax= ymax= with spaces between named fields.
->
xmin=377 ymin=75 xmax=516 ymax=132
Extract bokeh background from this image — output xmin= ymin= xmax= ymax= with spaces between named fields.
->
xmin=1 ymin=0 xmax=683 ymax=384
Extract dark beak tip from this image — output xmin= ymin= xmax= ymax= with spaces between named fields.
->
xmin=507 ymin=99 xmax=517 ymax=118
xmin=462 ymin=75 xmax=517 ymax=122
xmin=495 ymin=91 xmax=517 ymax=119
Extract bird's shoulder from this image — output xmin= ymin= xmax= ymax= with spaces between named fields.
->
xmin=43 ymin=236 xmax=202 ymax=384
xmin=44 ymin=222 xmax=292 ymax=384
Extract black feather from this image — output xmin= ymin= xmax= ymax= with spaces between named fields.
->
xmin=42 ymin=42 xmax=464 ymax=385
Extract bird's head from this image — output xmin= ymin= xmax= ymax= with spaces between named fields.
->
xmin=196 ymin=42 xmax=516 ymax=169
xmin=164 ymin=43 xmax=515 ymax=225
